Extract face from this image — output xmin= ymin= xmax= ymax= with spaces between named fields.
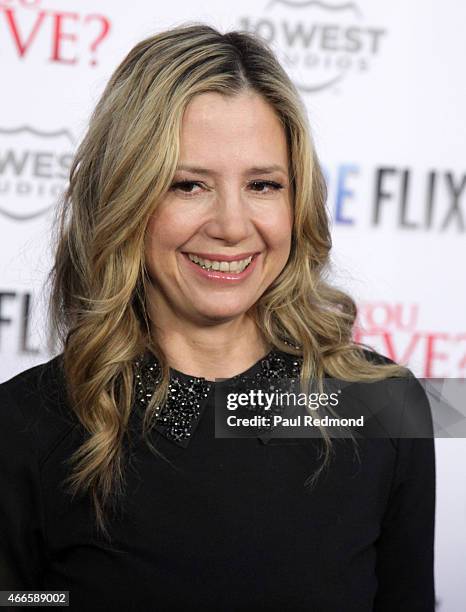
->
xmin=144 ymin=90 xmax=293 ymax=328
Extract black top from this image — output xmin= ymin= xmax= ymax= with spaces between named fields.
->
xmin=0 ymin=348 xmax=435 ymax=611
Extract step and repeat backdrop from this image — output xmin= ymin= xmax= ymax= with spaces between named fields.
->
xmin=0 ymin=0 xmax=464 ymax=608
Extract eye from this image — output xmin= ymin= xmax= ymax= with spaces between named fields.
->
xmin=170 ymin=180 xmax=204 ymax=195
xmin=249 ymin=180 xmax=284 ymax=194
xmin=170 ymin=179 xmax=284 ymax=197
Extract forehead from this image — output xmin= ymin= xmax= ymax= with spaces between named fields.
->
xmin=179 ymin=91 xmax=289 ymax=172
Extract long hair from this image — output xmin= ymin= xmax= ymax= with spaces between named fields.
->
xmin=47 ymin=22 xmax=407 ymax=537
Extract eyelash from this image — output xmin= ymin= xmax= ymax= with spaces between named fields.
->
xmin=170 ymin=180 xmax=284 ymax=196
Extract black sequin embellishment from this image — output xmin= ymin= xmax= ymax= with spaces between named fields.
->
xmin=133 ymin=348 xmax=303 ymax=448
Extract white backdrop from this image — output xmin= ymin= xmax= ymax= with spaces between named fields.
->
xmin=0 ymin=1 xmax=464 ymax=609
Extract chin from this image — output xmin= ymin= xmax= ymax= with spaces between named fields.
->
xmin=194 ymin=304 xmax=251 ymax=323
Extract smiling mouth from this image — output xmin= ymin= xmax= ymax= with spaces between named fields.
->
xmin=186 ymin=253 xmax=254 ymax=273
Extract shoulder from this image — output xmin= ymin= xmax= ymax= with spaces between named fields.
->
xmin=0 ymin=353 xmax=67 ymax=412
xmin=346 ymin=346 xmax=434 ymax=438
xmin=358 ymin=345 xmax=397 ymax=367
xmin=0 ymin=355 xmax=79 ymax=464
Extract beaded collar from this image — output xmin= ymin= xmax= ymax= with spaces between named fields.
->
xmin=133 ymin=348 xmax=302 ymax=448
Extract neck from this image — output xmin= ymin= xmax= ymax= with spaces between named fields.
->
xmin=150 ymin=313 xmax=271 ymax=381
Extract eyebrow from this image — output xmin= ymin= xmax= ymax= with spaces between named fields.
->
xmin=176 ymin=164 xmax=288 ymax=177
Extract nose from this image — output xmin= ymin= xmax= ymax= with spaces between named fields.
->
xmin=204 ymin=186 xmax=253 ymax=244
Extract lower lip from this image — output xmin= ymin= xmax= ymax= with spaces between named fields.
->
xmin=181 ymin=253 xmax=259 ymax=283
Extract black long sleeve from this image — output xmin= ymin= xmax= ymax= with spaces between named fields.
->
xmin=374 ymin=437 xmax=435 ymax=611
xmin=0 ymin=383 xmax=48 ymax=590
xmin=374 ymin=377 xmax=436 ymax=611
xmin=0 ymin=353 xmax=436 ymax=611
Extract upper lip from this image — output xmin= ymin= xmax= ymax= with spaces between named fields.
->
xmin=183 ymin=251 xmax=259 ymax=262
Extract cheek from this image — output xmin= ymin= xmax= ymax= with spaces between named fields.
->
xmin=262 ymin=205 xmax=293 ymax=253
xmin=145 ymin=208 xmax=186 ymax=255
xmin=145 ymin=199 xmax=204 ymax=253
xmin=144 ymin=213 xmax=175 ymax=280
xmin=144 ymin=216 xmax=162 ymax=265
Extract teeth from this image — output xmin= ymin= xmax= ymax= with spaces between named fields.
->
xmin=187 ymin=254 xmax=253 ymax=273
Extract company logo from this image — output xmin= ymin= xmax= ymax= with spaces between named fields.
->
xmin=0 ymin=1 xmax=111 ymax=66
xmin=325 ymin=163 xmax=466 ymax=231
xmin=0 ymin=288 xmax=42 ymax=357
xmin=354 ymin=302 xmax=466 ymax=378
xmin=238 ymin=0 xmax=387 ymax=93
xmin=0 ymin=125 xmax=73 ymax=221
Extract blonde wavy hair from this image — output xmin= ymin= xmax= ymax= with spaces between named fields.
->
xmin=48 ymin=22 xmax=407 ymax=537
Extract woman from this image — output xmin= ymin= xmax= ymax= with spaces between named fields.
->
xmin=0 ymin=23 xmax=435 ymax=611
